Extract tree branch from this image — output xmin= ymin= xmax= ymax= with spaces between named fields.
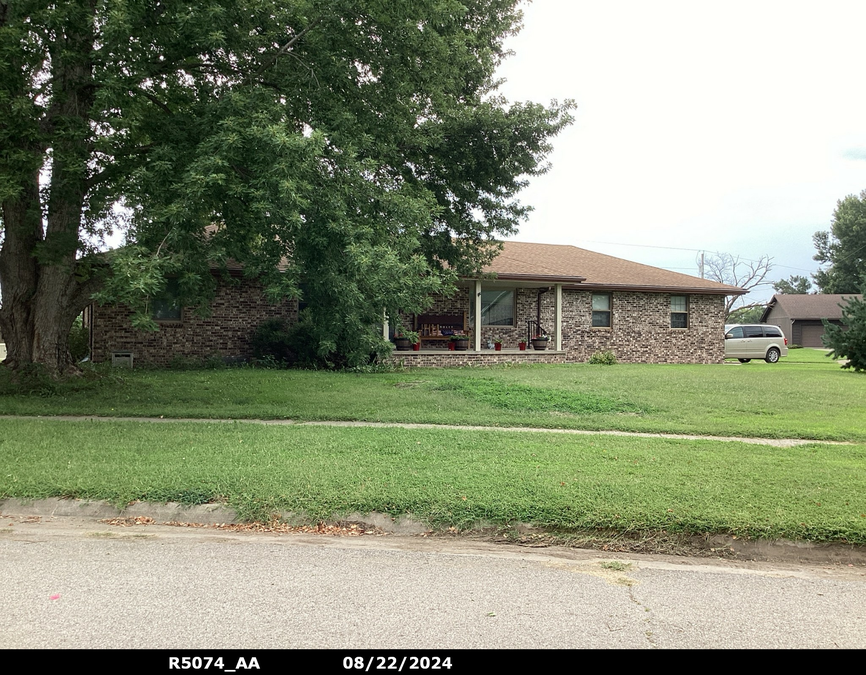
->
xmin=69 ymin=272 xmax=105 ymax=315
xmin=255 ymin=17 xmax=322 ymax=77
xmin=130 ymin=87 xmax=173 ymax=115
xmin=702 ymin=252 xmax=774 ymax=316
xmin=86 ymin=144 xmax=155 ymax=189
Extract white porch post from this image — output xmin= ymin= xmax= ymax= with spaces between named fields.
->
xmin=555 ymin=284 xmax=563 ymax=352
xmin=474 ymin=279 xmax=482 ymax=352
xmin=382 ymin=310 xmax=389 ymax=340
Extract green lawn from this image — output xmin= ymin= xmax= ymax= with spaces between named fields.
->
xmin=0 ymin=349 xmax=862 ymax=441
xmin=2 ymin=419 xmax=864 ymax=543
xmin=1 ymin=350 xmax=864 ymax=543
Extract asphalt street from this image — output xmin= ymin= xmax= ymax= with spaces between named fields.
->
xmin=2 ymin=514 xmax=864 ymax=651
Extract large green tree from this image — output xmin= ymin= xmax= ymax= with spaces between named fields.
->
xmin=813 ymin=190 xmax=866 ymax=293
xmin=0 ymin=0 xmax=573 ymax=373
xmin=773 ymin=275 xmax=812 ymax=295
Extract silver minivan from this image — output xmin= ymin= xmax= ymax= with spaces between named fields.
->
xmin=724 ymin=324 xmax=788 ymax=363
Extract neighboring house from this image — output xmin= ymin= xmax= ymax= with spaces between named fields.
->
xmin=89 ymin=241 xmax=744 ymax=367
xmin=760 ymin=293 xmax=863 ymax=348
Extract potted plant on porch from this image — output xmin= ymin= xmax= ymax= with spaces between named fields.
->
xmin=531 ymin=334 xmax=550 ymax=351
xmin=408 ymin=330 xmax=421 ymax=351
xmin=493 ymin=338 xmax=502 ymax=352
xmin=451 ymin=333 xmax=470 ymax=351
xmin=393 ymin=329 xmax=418 ymax=351
xmin=518 ymin=340 xmax=527 ymax=351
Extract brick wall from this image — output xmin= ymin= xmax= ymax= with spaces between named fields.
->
xmin=92 ymin=280 xmax=726 ymax=367
xmin=91 ymin=276 xmax=297 ymax=366
xmin=403 ymin=287 xmax=726 ymax=364
xmin=560 ymin=290 xmax=725 ymax=364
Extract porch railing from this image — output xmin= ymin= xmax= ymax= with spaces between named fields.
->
xmin=526 ymin=320 xmax=548 ymax=344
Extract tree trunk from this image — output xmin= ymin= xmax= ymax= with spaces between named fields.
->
xmin=0 ymin=195 xmax=87 ymax=376
xmin=0 ymin=165 xmax=99 ymax=376
xmin=0 ymin=227 xmax=97 ymax=377
xmin=0 ymin=169 xmax=43 ymax=371
xmin=0 ymin=0 xmax=98 ymax=378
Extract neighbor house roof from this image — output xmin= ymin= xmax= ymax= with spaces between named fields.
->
xmin=760 ymin=293 xmax=863 ymax=322
xmin=480 ymin=241 xmax=745 ymax=295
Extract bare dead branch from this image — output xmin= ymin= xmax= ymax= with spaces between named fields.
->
xmin=702 ymin=252 xmax=774 ymax=316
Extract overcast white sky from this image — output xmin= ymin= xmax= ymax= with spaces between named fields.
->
xmin=494 ymin=0 xmax=866 ymax=303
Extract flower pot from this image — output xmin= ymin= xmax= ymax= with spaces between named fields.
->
xmin=412 ymin=342 xmax=421 ymax=351
xmin=394 ymin=338 xmax=411 ymax=351
xmin=448 ymin=342 xmax=455 ymax=351
xmin=531 ymin=338 xmax=549 ymax=351
xmin=454 ymin=338 xmax=469 ymax=351
xmin=494 ymin=343 xmax=502 ymax=351
xmin=518 ymin=342 xmax=526 ymax=351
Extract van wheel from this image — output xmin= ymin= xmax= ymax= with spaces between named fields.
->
xmin=738 ymin=358 xmax=751 ymax=363
xmin=765 ymin=348 xmax=780 ymax=363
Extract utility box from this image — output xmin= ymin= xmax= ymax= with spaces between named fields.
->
xmin=111 ymin=351 xmax=134 ymax=368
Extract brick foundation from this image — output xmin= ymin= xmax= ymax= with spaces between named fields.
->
xmin=387 ymin=349 xmax=566 ymax=368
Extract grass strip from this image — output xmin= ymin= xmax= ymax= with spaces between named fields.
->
xmin=2 ymin=419 xmax=864 ymax=544
xmin=1 ymin=352 xmax=864 ymax=441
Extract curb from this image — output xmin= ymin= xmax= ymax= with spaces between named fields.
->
xmin=2 ymin=498 xmax=865 ymax=566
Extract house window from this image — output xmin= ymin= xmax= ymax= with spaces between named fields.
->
xmin=470 ymin=290 xmax=515 ymax=326
xmin=297 ymin=281 xmax=311 ymax=313
xmin=152 ymin=278 xmax=182 ymax=322
xmin=670 ymin=295 xmax=688 ymax=328
xmin=591 ymin=293 xmax=611 ymax=328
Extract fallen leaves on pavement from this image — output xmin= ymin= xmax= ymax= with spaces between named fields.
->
xmin=99 ymin=517 xmax=387 ymax=536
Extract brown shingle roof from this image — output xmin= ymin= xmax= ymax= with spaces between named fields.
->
xmin=762 ymin=293 xmax=863 ymax=321
xmin=481 ymin=241 xmax=744 ymax=295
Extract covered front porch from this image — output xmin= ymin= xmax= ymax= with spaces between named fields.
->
xmin=385 ymin=279 xmax=569 ymax=365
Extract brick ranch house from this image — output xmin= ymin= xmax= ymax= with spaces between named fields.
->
xmin=87 ymin=241 xmax=744 ymax=367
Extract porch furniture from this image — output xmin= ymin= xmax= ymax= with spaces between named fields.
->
xmin=414 ymin=312 xmax=469 ymax=345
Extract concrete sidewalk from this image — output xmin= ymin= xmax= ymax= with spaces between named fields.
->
xmin=0 ymin=413 xmax=847 ymax=447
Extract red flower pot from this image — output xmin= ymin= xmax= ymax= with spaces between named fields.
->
xmin=518 ymin=342 xmax=526 ymax=351
xmin=412 ymin=342 xmax=421 ymax=351
xmin=448 ymin=342 xmax=455 ymax=351
xmin=494 ymin=344 xmax=502 ymax=351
